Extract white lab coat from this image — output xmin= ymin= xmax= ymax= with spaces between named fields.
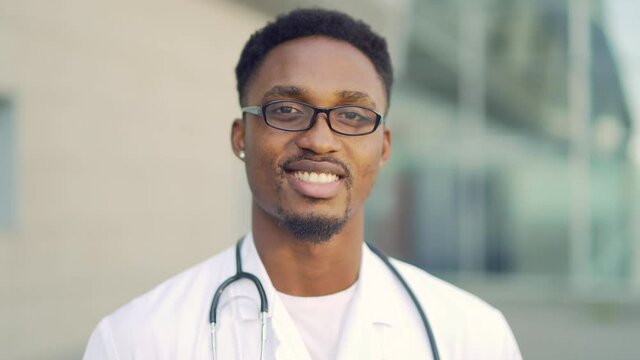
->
xmin=83 ymin=234 xmax=522 ymax=359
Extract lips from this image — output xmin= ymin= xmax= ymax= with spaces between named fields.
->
xmin=284 ymin=159 xmax=347 ymax=177
xmin=292 ymin=171 xmax=340 ymax=183
xmin=282 ymin=159 xmax=348 ymax=199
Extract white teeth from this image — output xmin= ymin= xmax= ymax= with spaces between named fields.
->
xmin=293 ymin=171 xmax=339 ymax=184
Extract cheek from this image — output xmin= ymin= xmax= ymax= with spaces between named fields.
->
xmin=244 ymin=127 xmax=291 ymax=196
xmin=349 ymin=141 xmax=385 ymax=197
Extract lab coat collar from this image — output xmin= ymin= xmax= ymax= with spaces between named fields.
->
xmin=333 ymin=243 xmax=401 ymax=360
xmin=224 ymin=233 xmax=278 ymax=321
xmin=224 ymin=234 xmax=399 ymax=328
xmin=358 ymin=242 xmax=398 ymax=327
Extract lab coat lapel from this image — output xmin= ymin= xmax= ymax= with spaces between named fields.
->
xmin=336 ymin=244 xmax=396 ymax=360
xmin=216 ymin=237 xmax=401 ymax=359
xmin=220 ymin=234 xmax=312 ymax=360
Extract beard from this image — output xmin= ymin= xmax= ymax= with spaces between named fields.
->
xmin=274 ymin=153 xmax=353 ymax=243
xmin=278 ymin=210 xmax=348 ymax=243
xmin=275 ymin=187 xmax=352 ymax=243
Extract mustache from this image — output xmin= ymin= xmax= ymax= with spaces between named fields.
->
xmin=279 ymin=153 xmax=352 ymax=178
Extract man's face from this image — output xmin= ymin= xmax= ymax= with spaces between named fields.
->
xmin=232 ymin=36 xmax=391 ymax=241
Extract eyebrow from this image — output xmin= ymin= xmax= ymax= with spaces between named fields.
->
xmin=336 ymin=90 xmax=376 ymax=108
xmin=261 ymin=85 xmax=308 ymax=103
xmin=260 ymin=86 xmax=377 ymax=108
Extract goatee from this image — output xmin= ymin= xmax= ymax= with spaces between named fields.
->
xmin=279 ymin=213 xmax=347 ymax=243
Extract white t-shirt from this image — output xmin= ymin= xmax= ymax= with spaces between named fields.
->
xmin=277 ymin=281 xmax=358 ymax=360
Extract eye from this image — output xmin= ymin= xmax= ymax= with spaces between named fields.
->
xmin=272 ymin=105 xmax=300 ymax=114
xmin=333 ymin=108 xmax=375 ymax=123
xmin=341 ymin=112 xmax=365 ymax=120
xmin=265 ymin=102 xmax=308 ymax=118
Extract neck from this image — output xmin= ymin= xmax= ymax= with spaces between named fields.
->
xmin=252 ymin=202 xmax=364 ymax=297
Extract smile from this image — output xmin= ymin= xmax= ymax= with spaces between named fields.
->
xmin=281 ymin=158 xmax=349 ymax=199
xmin=292 ymin=171 xmax=340 ymax=184
xmin=286 ymin=170 xmax=344 ymax=199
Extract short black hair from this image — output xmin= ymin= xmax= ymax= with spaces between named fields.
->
xmin=235 ymin=8 xmax=393 ymax=106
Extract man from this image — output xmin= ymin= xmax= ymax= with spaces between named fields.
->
xmin=84 ymin=8 xmax=522 ymax=360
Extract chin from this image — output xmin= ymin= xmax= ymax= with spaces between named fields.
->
xmin=276 ymin=205 xmax=349 ymax=244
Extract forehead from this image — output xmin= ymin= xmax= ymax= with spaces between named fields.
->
xmin=245 ymin=36 xmax=387 ymax=111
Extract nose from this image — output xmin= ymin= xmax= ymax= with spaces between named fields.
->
xmin=294 ymin=112 xmax=342 ymax=155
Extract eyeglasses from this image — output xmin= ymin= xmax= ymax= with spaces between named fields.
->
xmin=241 ymin=100 xmax=384 ymax=136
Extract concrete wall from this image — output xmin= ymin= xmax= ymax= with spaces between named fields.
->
xmin=0 ymin=1 xmax=266 ymax=358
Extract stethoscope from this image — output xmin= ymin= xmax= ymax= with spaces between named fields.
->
xmin=209 ymin=238 xmax=441 ymax=360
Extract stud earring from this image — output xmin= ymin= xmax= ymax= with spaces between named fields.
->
xmin=238 ymin=150 xmax=246 ymax=160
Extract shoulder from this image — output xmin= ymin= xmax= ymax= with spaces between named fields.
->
xmin=110 ymin=245 xmax=234 ymax=324
xmin=391 ymin=259 xmax=496 ymax=316
xmin=390 ymin=258 xmax=522 ymax=359
xmin=83 ymin=245 xmax=235 ymax=359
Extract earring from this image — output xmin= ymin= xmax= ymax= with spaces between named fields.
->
xmin=238 ymin=150 xmax=246 ymax=160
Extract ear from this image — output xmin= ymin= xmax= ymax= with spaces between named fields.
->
xmin=379 ymin=127 xmax=391 ymax=167
xmin=231 ymin=118 xmax=246 ymax=159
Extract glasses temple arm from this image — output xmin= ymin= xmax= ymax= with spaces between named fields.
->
xmin=241 ymin=106 xmax=262 ymax=116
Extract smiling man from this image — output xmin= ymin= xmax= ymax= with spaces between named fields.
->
xmin=83 ymin=9 xmax=521 ymax=360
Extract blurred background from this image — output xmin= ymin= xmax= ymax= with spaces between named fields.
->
xmin=0 ymin=0 xmax=638 ymax=358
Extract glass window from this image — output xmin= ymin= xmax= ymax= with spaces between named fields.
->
xmin=0 ymin=97 xmax=15 ymax=230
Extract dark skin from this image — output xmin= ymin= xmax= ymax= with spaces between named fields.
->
xmin=231 ymin=36 xmax=391 ymax=296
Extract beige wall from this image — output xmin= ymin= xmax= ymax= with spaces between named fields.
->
xmin=0 ymin=0 xmax=266 ymax=358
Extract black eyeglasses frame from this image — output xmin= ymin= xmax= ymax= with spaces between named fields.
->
xmin=241 ymin=99 xmax=385 ymax=136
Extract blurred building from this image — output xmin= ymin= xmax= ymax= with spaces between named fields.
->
xmin=0 ymin=1 xmax=267 ymax=358
xmin=0 ymin=0 xmax=638 ymax=359
xmin=382 ymin=0 xmax=634 ymax=284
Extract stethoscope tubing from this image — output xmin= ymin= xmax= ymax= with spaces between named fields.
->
xmin=209 ymin=238 xmax=440 ymax=360
xmin=210 ymin=239 xmax=268 ymax=360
